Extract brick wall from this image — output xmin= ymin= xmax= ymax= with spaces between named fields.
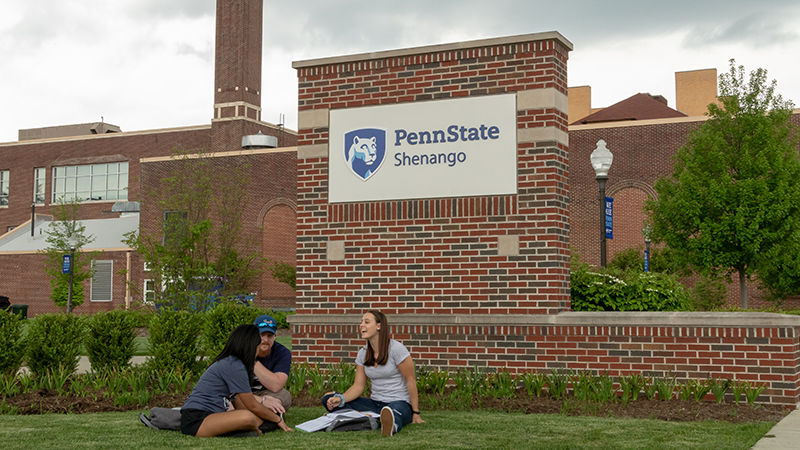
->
xmin=569 ymin=114 xmax=800 ymax=309
xmin=291 ymin=312 xmax=800 ymax=406
xmin=0 ymin=127 xmax=211 ymax=233
xmin=139 ymin=148 xmax=297 ymax=309
xmin=293 ymin=33 xmax=573 ymax=317
xmin=0 ymin=250 xmax=141 ymax=316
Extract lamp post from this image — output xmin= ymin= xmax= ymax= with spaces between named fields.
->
xmin=67 ymin=245 xmax=75 ymax=314
xmin=590 ymin=139 xmax=614 ymax=267
xmin=642 ymin=225 xmax=652 ymax=272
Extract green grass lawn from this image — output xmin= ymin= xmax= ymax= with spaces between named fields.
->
xmin=0 ymin=407 xmax=774 ymax=449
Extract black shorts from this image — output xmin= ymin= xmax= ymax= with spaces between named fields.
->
xmin=180 ymin=408 xmax=214 ymax=436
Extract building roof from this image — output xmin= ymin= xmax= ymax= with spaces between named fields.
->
xmin=18 ymin=122 xmax=122 ymax=141
xmin=571 ymin=93 xmax=687 ymax=125
xmin=0 ymin=214 xmax=138 ymax=254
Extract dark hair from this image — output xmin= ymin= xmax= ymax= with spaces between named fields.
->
xmin=363 ymin=310 xmax=390 ymax=366
xmin=213 ymin=324 xmax=261 ymax=379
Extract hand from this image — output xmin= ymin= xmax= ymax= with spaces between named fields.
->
xmin=412 ymin=413 xmax=425 ymax=424
xmin=326 ymin=395 xmax=342 ymax=410
xmin=258 ymin=395 xmax=286 ymax=415
xmin=278 ymin=419 xmax=293 ymax=432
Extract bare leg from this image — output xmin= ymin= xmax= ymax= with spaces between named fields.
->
xmin=195 ymin=409 xmax=261 ymax=437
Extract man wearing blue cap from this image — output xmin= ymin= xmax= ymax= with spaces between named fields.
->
xmin=252 ymin=314 xmax=292 ymax=410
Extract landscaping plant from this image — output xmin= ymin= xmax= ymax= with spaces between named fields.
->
xmin=202 ymin=301 xmax=264 ymax=359
xmin=0 ymin=310 xmax=25 ymax=376
xmin=24 ymin=313 xmax=85 ymax=377
xmin=146 ymin=310 xmax=202 ymax=374
xmin=86 ymin=310 xmax=139 ymax=372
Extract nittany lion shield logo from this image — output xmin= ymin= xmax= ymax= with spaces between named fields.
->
xmin=344 ymin=128 xmax=386 ymax=181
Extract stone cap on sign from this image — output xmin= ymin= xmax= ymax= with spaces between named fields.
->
xmin=288 ymin=311 xmax=800 ymax=328
xmin=292 ymin=31 xmax=573 ymax=69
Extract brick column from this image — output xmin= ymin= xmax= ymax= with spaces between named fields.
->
xmin=290 ymin=32 xmax=573 ymax=368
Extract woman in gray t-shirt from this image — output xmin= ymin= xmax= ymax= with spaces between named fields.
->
xmin=180 ymin=324 xmax=292 ymax=437
xmin=323 ymin=310 xmax=424 ymax=436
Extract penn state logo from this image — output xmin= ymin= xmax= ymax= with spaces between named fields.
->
xmin=344 ymin=128 xmax=386 ymax=181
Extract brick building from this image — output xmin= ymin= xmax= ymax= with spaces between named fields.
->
xmin=0 ymin=0 xmax=297 ymax=315
xmin=1 ymin=0 xmax=800 ymax=407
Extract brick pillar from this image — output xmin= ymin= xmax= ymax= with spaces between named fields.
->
xmin=291 ymin=32 xmax=573 ymax=369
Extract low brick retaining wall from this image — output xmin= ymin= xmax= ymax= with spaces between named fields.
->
xmin=289 ymin=312 xmax=800 ymax=407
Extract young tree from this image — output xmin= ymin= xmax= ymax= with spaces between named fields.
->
xmin=41 ymin=200 xmax=96 ymax=312
xmin=125 ymin=150 xmax=262 ymax=310
xmin=646 ymin=60 xmax=800 ymax=308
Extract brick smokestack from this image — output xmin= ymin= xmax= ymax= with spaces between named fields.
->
xmin=213 ymin=0 xmax=263 ymax=121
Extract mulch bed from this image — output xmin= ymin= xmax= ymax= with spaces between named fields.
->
xmin=4 ymin=388 xmax=790 ymax=424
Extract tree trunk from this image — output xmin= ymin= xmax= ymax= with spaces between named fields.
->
xmin=739 ymin=268 xmax=748 ymax=309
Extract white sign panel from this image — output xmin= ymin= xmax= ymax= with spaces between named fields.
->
xmin=328 ymin=94 xmax=517 ymax=203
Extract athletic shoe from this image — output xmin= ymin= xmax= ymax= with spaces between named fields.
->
xmin=380 ymin=406 xmax=395 ymax=437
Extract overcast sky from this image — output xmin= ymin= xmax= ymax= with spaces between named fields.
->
xmin=1 ymin=0 xmax=799 ymax=143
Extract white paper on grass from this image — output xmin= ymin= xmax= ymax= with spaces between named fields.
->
xmin=295 ymin=408 xmax=378 ymax=432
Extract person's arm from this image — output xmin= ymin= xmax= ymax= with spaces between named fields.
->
xmin=397 ymin=356 xmax=424 ymax=424
xmin=326 ymin=364 xmax=367 ymax=410
xmin=234 ymin=392 xmax=292 ymax=431
xmin=254 ymin=360 xmax=289 ymax=392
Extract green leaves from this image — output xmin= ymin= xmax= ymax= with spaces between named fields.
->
xmin=570 ymin=262 xmax=690 ymax=312
xmin=646 ymin=60 xmax=800 ymax=306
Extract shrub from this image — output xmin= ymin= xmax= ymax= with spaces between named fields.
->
xmin=267 ymin=309 xmax=293 ymax=329
xmin=571 ymin=263 xmax=690 ymax=311
xmin=24 ymin=313 xmax=85 ymax=377
xmin=203 ymin=301 xmax=263 ymax=359
xmin=690 ymin=276 xmax=727 ymax=311
xmin=146 ymin=310 xmax=202 ymax=374
xmin=0 ymin=310 xmax=25 ymax=376
xmin=85 ymin=310 xmax=138 ymax=372
xmin=608 ymin=247 xmax=644 ymax=272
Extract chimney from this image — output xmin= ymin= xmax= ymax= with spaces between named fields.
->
xmin=213 ymin=0 xmax=263 ymax=122
xmin=675 ymin=69 xmax=718 ymax=117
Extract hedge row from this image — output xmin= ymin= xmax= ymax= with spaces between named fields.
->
xmin=0 ymin=303 xmax=291 ymax=376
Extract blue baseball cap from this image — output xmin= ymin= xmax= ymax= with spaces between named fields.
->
xmin=254 ymin=315 xmax=277 ymax=334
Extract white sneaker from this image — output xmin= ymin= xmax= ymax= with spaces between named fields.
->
xmin=380 ymin=406 xmax=395 ymax=437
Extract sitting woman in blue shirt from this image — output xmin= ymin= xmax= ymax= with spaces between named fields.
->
xmin=322 ymin=310 xmax=424 ymax=436
xmin=180 ymin=324 xmax=292 ymax=437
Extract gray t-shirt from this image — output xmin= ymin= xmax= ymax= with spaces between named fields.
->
xmin=355 ymin=339 xmax=411 ymax=403
xmin=182 ymin=355 xmax=252 ymax=413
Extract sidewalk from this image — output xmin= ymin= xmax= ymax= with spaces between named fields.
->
xmin=752 ymin=408 xmax=800 ymax=449
xmin=18 ymin=356 xmax=148 ymax=375
xmin=75 ymin=355 xmax=147 ymax=373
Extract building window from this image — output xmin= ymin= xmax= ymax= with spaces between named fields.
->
xmin=6 ymin=226 xmax=15 ymax=233
xmin=143 ymin=279 xmax=155 ymax=305
xmin=52 ymin=162 xmax=128 ymax=203
xmin=0 ymin=170 xmax=9 ymax=206
xmin=33 ymin=167 xmax=46 ymax=204
xmin=91 ymin=260 xmax=113 ymax=302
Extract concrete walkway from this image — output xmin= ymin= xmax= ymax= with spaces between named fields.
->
xmin=752 ymin=409 xmax=800 ymax=449
xmin=75 ymin=356 xmax=147 ymax=373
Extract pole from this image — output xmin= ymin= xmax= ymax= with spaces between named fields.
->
xmin=67 ymin=246 xmax=75 ymax=314
xmin=598 ymin=177 xmax=607 ymax=267
xmin=644 ymin=240 xmax=650 ymax=272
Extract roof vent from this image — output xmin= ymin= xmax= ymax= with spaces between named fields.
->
xmin=242 ymin=131 xmax=277 ymax=149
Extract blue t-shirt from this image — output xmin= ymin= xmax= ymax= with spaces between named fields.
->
xmin=251 ymin=341 xmax=291 ymax=389
xmin=182 ymin=355 xmax=252 ymax=413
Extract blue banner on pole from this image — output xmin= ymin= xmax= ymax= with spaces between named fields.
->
xmin=62 ymin=254 xmax=72 ymax=274
xmin=604 ymin=196 xmax=613 ymax=239
xmin=644 ymin=249 xmax=650 ymax=272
